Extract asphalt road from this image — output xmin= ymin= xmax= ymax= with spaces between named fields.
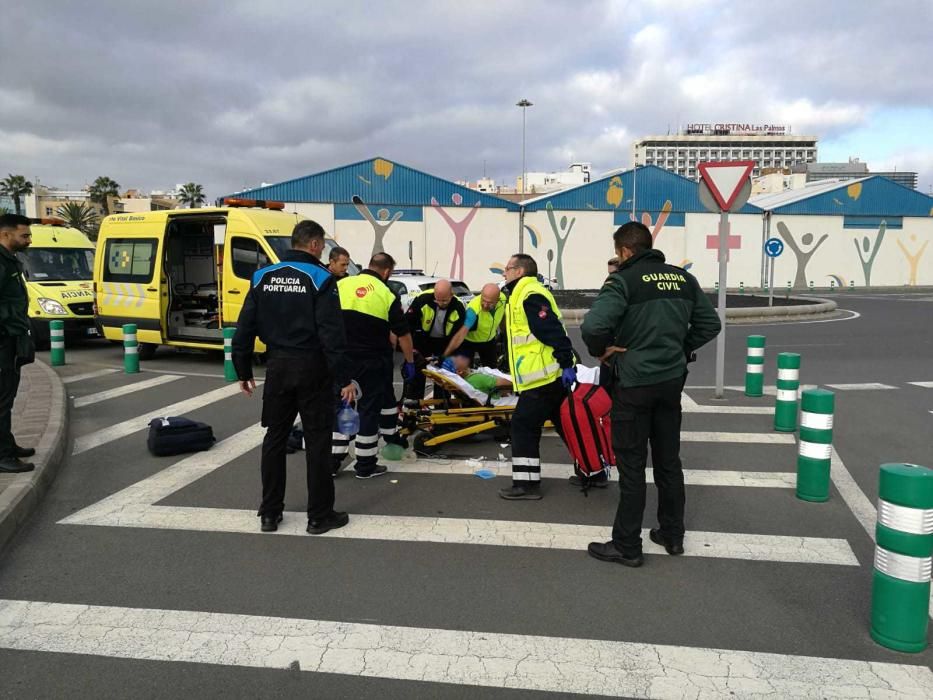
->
xmin=1 ymin=291 xmax=931 ymax=698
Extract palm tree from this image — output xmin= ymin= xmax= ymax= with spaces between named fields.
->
xmin=0 ymin=174 xmax=33 ymax=215
xmin=56 ymin=201 xmax=99 ymax=236
xmin=88 ymin=176 xmax=120 ymax=216
xmin=178 ymin=182 xmax=206 ymax=209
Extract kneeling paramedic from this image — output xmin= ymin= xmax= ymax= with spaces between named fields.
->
xmin=232 ymin=220 xmax=356 ymax=535
xmin=404 ymin=280 xmax=465 ymax=400
xmin=443 ymin=282 xmax=506 ymax=368
xmin=500 ymin=254 xmax=576 ymax=501
xmin=332 ymin=252 xmax=416 ymax=478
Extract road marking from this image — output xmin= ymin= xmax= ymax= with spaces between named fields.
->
xmin=545 ymin=431 xmax=795 ymax=444
xmin=71 ymin=383 xmax=249 ymax=456
xmin=737 ymin=308 xmax=861 ymax=325
xmin=824 ymin=382 xmax=897 ymax=391
xmin=73 ymin=374 xmax=183 ymax=408
xmin=689 ymin=384 xmax=817 ymax=397
xmin=909 ymin=381 xmax=933 ymax=389
xmin=681 ymin=393 xmax=772 ymax=415
xmin=61 ymin=368 xmax=120 ymax=384
xmin=5 ymin=600 xmax=928 ymax=697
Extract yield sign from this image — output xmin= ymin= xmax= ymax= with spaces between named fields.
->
xmin=698 ymin=161 xmax=755 ymax=211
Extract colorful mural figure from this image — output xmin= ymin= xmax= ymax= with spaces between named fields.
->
xmin=523 ymin=223 xmax=540 ymax=248
xmin=896 ymin=234 xmax=928 ymax=286
xmin=545 ymin=202 xmax=575 ymax=289
xmin=606 ymin=177 xmax=624 ymax=208
xmin=352 ymin=194 xmax=403 ymax=258
xmin=627 ymin=200 xmax=673 ymax=243
xmin=430 ymin=193 xmax=481 ymax=280
xmin=853 ymin=220 xmax=887 ymax=287
xmin=847 ymin=182 xmax=862 ymax=200
xmin=776 ymin=222 xmax=829 ymax=289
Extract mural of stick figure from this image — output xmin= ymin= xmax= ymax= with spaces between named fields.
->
xmin=896 ymin=234 xmax=928 ymax=286
xmin=776 ymin=221 xmax=828 ymax=289
xmin=545 ymin=202 xmax=576 ymax=289
xmin=853 ymin=220 xmax=887 ymax=287
xmin=352 ymin=194 xmax=403 ymax=258
xmin=429 ymin=193 xmax=481 ymax=280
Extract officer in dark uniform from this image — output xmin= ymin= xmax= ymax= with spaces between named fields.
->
xmin=403 ymin=280 xmax=466 ymax=400
xmin=582 ymin=221 xmax=721 ymax=567
xmin=232 ymin=219 xmax=355 ymax=535
xmin=0 ymin=214 xmax=36 ymax=474
xmin=332 ymin=252 xmax=416 ymax=478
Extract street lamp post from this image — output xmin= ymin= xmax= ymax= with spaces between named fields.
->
xmin=516 ymin=98 xmax=533 ymax=253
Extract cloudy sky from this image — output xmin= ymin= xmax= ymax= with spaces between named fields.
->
xmin=2 ymin=0 xmax=932 ymax=198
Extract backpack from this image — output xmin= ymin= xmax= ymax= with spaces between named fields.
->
xmin=559 ymin=384 xmax=614 ymax=491
xmin=147 ymin=416 xmax=215 ymax=456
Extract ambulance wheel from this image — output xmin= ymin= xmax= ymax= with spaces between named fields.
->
xmin=411 ymin=429 xmax=438 ymax=455
xmin=30 ymin=319 xmax=50 ymax=351
xmin=137 ymin=343 xmax=157 ymax=360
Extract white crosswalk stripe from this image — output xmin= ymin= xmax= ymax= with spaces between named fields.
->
xmin=825 ymin=382 xmax=897 ymax=391
xmin=73 ymin=374 xmax=183 ymax=408
xmin=908 ymin=381 xmax=933 ymax=388
xmin=61 ymin=368 xmax=121 ymax=384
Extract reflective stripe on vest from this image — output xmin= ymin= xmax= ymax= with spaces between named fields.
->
xmin=417 ymin=289 xmax=460 ymax=336
xmin=465 ymin=293 xmax=506 ymax=343
xmin=338 ymin=275 xmax=395 ymax=320
xmin=506 ymin=277 xmax=565 ymax=393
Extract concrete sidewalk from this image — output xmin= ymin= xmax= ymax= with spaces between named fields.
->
xmin=0 ymin=360 xmax=68 ymax=554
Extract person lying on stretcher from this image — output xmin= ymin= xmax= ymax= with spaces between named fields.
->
xmin=447 ymin=352 xmax=513 ymax=400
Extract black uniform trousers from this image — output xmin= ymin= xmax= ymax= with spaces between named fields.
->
xmin=259 ymin=352 xmax=335 ymax=520
xmin=510 ymin=378 xmax=566 ymax=487
xmin=461 ymin=339 xmax=498 ymax=368
xmin=405 ymin=336 xmax=449 ymax=400
xmin=0 ymin=340 xmax=22 ymax=459
xmin=610 ymin=375 xmax=687 ymax=557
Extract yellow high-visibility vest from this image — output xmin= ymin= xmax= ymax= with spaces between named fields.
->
xmin=416 ymin=289 xmax=461 ymax=336
xmin=338 ymin=274 xmax=395 ymax=320
xmin=506 ymin=277 xmax=565 ymax=392
xmin=465 ymin=293 xmax=506 ymax=343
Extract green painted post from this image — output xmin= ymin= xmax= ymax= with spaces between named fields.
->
xmin=786 ymin=281 xmax=791 ymax=297
xmin=773 ymin=352 xmax=800 ymax=432
xmin=870 ymin=463 xmax=933 ymax=653
xmin=714 ymin=281 xmax=719 ymax=292
xmin=796 ymin=389 xmax=834 ymax=502
xmin=739 ymin=281 xmax=745 ymax=295
xmin=849 ymin=280 xmax=855 ymax=292
xmin=49 ymin=320 xmax=65 ymax=366
xmin=123 ymin=323 xmax=139 ymax=374
xmin=223 ymin=327 xmax=237 ymax=382
xmin=830 ymin=279 xmax=836 ymax=292
xmin=744 ymin=335 xmax=765 ymax=397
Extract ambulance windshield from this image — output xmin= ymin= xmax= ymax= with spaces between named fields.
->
xmin=20 ymin=248 xmax=95 ymax=281
xmin=265 ymin=236 xmax=361 ymax=276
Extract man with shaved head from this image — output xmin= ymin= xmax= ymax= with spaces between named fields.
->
xmin=404 ymin=278 xmax=466 ymax=399
xmin=443 ymin=282 xmax=506 ymax=367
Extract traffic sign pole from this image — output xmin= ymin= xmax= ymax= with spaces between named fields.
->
xmin=715 ymin=210 xmax=728 ymax=398
xmin=769 ymin=255 xmax=775 ymax=307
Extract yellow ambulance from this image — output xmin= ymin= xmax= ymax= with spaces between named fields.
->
xmin=93 ymin=199 xmax=357 ymax=357
xmin=21 ymin=220 xmax=99 ymax=349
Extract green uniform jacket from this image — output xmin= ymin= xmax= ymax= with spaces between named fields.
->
xmin=0 ymin=245 xmax=30 ymax=338
xmin=581 ymin=249 xmax=721 ymax=388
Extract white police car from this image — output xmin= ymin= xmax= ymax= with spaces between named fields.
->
xmin=386 ymin=271 xmax=474 ymax=311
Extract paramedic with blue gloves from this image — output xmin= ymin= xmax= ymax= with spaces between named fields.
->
xmin=499 ymin=254 xmax=575 ymax=501
xmin=331 ymin=252 xmax=415 ymax=479
xmin=232 ymin=220 xmax=356 ymax=535
xmin=581 ymin=222 xmax=721 ymax=567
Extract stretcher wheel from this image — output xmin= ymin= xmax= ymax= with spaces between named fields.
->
xmin=411 ymin=429 xmax=438 ymax=455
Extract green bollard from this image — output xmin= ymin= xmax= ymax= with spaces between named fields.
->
xmin=870 ymin=463 xmax=933 ymax=653
xmin=49 ymin=320 xmax=65 ymax=366
xmin=744 ymin=335 xmax=765 ymax=397
xmin=223 ymin=327 xmax=237 ymax=382
xmin=714 ymin=281 xmax=719 ymax=292
xmin=808 ymin=280 xmax=814 ymax=292
xmin=773 ymin=352 xmax=800 ymax=432
xmin=786 ymin=281 xmax=791 ymax=297
xmin=796 ymin=389 xmax=834 ymax=501
xmin=739 ymin=281 xmax=745 ymax=295
xmin=123 ymin=323 xmax=139 ymax=374
xmin=849 ymin=280 xmax=855 ymax=292
xmin=830 ymin=279 xmax=836 ymax=292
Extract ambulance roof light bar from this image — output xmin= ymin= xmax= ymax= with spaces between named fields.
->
xmin=30 ymin=217 xmax=67 ymax=226
xmin=223 ymin=197 xmax=285 ymax=211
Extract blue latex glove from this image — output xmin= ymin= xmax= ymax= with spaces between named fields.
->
xmin=401 ymin=361 xmax=416 ymax=382
xmin=440 ymin=357 xmax=455 ymax=372
xmin=560 ymin=366 xmax=577 ymax=389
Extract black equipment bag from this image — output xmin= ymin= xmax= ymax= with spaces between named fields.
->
xmin=147 ymin=416 xmax=216 ymax=456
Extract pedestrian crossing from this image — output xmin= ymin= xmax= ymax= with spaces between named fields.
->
xmin=3 ymin=366 xmax=930 ymax=696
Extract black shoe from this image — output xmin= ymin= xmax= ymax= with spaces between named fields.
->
xmin=587 ymin=541 xmax=644 ymax=567
xmin=332 ymin=458 xmax=348 ymax=478
xmin=13 ymin=446 xmax=36 ymax=459
xmin=307 ymin=511 xmax=349 ymax=534
xmin=0 ymin=458 xmax=35 ymax=473
xmin=568 ymin=474 xmax=610 ymax=489
xmin=649 ymin=528 xmax=684 ymax=555
xmin=260 ymin=514 xmax=283 ymax=532
xmin=355 ymin=464 xmax=388 ymax=479
xmin=498 ymin=485 xmax=542 ymax=500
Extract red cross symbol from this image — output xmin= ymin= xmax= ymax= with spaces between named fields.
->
xmin=706 ymin=233 xmax=742 ymax=262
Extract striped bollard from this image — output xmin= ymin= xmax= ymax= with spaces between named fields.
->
xmin=830 ymin=279 xmax=836 ymax=292
xmin=223 ymin=327 xmax=237 ymax=382
xmin=870 ymin=463 xmax=933 ymax=653
xmin=49 ymin=320 xmax=65 ymax=366
xmin=849 ymin=280 xmax=855 ymax=292
xmin=796 ymin=389 xmax=834 ymax=502
xmin=123 ymin=323 xmax=139 ymax=374
xmin=714 ymin=281 xmax=719 ymax=292
xmin=739 ymin=282 xmax=745 ymax=295
xmin=808 ymin=280 xmax=814 ymax=292
xmin=773 ymin=352 xmax=800 ymax=432
xmin=785 ymin=281 xmax=791 ymax=297
xmin=744 ymin=335 xmax=765 ymax=397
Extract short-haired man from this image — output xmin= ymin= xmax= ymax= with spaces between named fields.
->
xmin=404 ymin=279 xmax=466 ymax=400
xmin=0 ymin=214 xmax=36 ymax=473
xmin=332 ymin=252 xmax=416 ymax=478
xmin=607 ymin=257 xmax=620 ymax=274
xmin=499 ymin=253 xmax=576 ymax=500
xmin=232 ymin=219 xmax=356 ymax=535
xmin=582 ymin=221 xmax=721 ymax=567
xmin=443 ymin=282 xmax=505 ymax=367
xmin=328 ymin=246 xmax=351 ymax=279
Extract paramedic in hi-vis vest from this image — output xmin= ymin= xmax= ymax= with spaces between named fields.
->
xmin=443 ymin=283 xmax=506 ymax=367
xmin=332 ymin=252 xmax=416 ymax=479
xmin=500 ymin=254 xmax=576 ymax=501
xmin=403 ymin=280 xmax=465 ymax=399
xmin=581 ymin=221 xmax=721 ymax=567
